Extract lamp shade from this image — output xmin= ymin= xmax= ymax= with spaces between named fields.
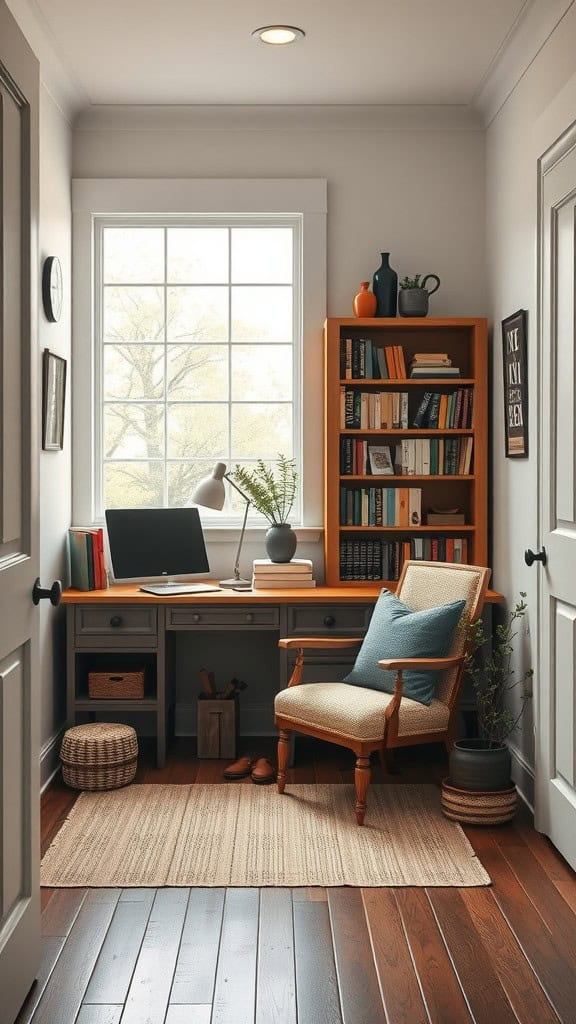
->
xmin=192 ymin=462 xmax=227 ymax=511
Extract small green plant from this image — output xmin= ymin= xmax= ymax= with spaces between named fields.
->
xmin=399 ymin=274 xmax=423 ymax=290
xmin=232 ymin=455 xmax=297 ymax=526
xmin=465 ymin=593 xmax=533 ymax=747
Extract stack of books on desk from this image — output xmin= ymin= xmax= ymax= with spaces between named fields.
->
xmin=252 ymin=559 xmax=316 ymax=589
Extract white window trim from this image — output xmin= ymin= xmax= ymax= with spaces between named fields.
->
xmin=72 ymin=178 xmax=327 ymax=536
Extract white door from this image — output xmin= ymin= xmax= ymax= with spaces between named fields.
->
xmin=0 ymin=4 xmax=41 ymax=1022
xmin=536 ymin=123 xmax=576 ymax=870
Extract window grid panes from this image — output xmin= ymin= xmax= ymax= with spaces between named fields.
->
xmin=97 ymin=222 xmax=299 ymax=521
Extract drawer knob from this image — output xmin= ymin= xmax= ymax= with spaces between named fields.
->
xmin=246 ymin=613 xmax=254 ymax=623
xmin=324 ymin=615 xmax=336 ymax=627
xmin=109 ymin=615 xmax=123 ymax=628
xmin=193 ymin=613 xmax=201 ymax=623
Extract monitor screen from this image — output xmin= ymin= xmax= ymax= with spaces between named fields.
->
xmin=105 ymin=508 xmax=210 ymax=581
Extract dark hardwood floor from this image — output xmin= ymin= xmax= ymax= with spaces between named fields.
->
xmin=20 ymin=738 xmax=576 ymax=1024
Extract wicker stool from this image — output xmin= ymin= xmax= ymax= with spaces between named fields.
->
xmin=441 ymin=778 xmax=517 ymax=825
xmin=60 ymin=723 xmax=138 ymax=791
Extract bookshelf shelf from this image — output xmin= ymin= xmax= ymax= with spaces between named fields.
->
xmin=324 ymin=317 xmax=488 ymax=585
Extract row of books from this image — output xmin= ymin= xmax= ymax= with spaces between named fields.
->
xmin=340 ymin=487 xmax=422 ymax=527
xmin=339 ymin=537 xmax=469 ymax=581
xmin=340 ymin=388 xmax=409 ymax=429
xmin=251 ymin=558 xmax=316 ymax=589
xmin=410 ymin=352 xmax=461 ymax=379
xmin=340 ymin=437 xmax=474 ymax=476
xmin=413 ymin=389 xmax=473 ymax=429
xmin=340 ymin=337 xmax=407 ymax=380
xmin=68 ymin=527 xmax=107 ymax=591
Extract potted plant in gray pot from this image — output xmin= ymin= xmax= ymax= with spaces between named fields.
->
xmin=233 ymin=455 xmax=298 ymax=562
xmin=449 ymin=593 xmax=533 ymax=791
xmin=398 ymin=273 xmax=441 ymax=317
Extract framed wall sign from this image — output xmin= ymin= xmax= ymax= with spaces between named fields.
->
xmin=502 ymin=309 xmax=528 ymax=457
xmin=42 ymin=349 xmax=67 ymax=450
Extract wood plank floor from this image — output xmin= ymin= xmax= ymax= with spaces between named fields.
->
xmin=20 ymin=738 xmax=576 ymax=1024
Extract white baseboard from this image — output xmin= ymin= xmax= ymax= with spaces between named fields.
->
xmin=175 ymin=701 xmax=275 ymax=737
xmin=508 ymin=741 xmax=535 ymax=812
xmin=40 ymin=727 xmax=65 ymax=793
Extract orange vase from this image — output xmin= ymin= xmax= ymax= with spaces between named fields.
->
xmin=353 ymin=281 xmax=377 ymax=318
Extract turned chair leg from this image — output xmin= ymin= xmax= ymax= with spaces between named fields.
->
xmin=277 ymin=729 xmax=291 ymax=794
xmin=354 ymin=755 xmax=371 ymax=825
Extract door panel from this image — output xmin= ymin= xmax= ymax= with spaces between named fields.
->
xmin=0 ymin=3 xmax=40 ymax=1022
xmin=537 ymin=125 xmax=576 ymax=869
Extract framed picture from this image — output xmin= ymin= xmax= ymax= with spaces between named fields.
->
xmin=42 ymin=349 xmax=67 ymax=450
xmin=502 ymin=309 xmax=528 ymax=458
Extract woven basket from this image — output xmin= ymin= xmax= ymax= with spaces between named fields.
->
xmin=60 ymin=722 xmax=138 ymax=791
xmin=441 ymin=778 xmax=517 ymax=825
xmin=88 ymin=669 xmax=144 ymax=700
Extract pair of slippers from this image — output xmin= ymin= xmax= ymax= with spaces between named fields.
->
xmin=223 ymin=756 xmax=276 ymax=784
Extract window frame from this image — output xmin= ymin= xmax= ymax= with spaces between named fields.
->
xmin=94 ymin=214 xmax=302 ymax=524
xmin=72 ymin=179 xmax=327 ymax=536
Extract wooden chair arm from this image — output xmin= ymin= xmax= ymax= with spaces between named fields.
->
xmin=378 ymin=654 xmax=465 ymax=672
xmin=279 ymin=637 xmax=363 ymax=650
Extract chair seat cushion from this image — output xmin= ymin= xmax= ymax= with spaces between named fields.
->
xmin=342 ymin=589 xmax=465 ymax=705
xmin=275 ymin=682 xmax=449 ymax=742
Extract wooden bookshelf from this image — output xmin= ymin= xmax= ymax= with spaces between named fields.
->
xmin=324 ymin=317 xmax=488 ymax=586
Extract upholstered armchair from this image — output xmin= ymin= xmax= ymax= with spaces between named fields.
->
xmin=274 ymin=561 xmax=491 ymax=825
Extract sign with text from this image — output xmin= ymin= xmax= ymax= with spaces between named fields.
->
xmin=502 ymin=309 xmax=528 ymax=457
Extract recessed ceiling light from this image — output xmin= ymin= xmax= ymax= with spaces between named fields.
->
xmin=252 ymin=25 xmax=305 ymax=46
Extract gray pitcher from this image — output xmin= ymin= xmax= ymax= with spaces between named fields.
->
xmin=398 ymin=274 xmax=440 ymax=317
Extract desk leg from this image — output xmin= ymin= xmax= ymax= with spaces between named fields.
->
xmin=156 ymin=609 xmax=166 ymax=769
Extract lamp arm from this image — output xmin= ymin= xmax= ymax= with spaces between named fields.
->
xmin=232 ymin=493 xmax=251 ymax=581
xmin=223 ymin=472 xmax=251 ymax=505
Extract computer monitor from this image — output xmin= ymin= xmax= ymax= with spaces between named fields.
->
xmin=105 ymin=508 xmax=220 ymax=594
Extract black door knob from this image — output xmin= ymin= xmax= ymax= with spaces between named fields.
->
xmin=525 ymin=547 xmax=547 ymax=567
xmin=109 ymin=615 xmax=123 ymax=628
xmin=323 ymin=615 xmax=336 ymax=627
xmin=32 ymin=578 xmax=62 ymax=606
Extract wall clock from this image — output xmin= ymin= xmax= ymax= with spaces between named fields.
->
xmin=42 ymin=256 xmax=63 ymax=322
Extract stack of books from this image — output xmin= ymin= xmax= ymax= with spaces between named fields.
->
xmin=410 ymin=353 xmax=461 ymax=378
xmin=252 ymin=558 xmax=316 ymax=589
xmin=68 ymin=527 xmax=107 ymax=590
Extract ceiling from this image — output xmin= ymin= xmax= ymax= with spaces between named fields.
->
xmin=33 ymin=0 xmax=529 ymax=107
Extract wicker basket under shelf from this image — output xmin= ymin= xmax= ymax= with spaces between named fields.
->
xmin=88 ymin=669 xmax=145 ymax=700
xmin=60 ymin=722 xmax=138 ymax=791
xmin=441 ymin=778 xmax=517 ymax=825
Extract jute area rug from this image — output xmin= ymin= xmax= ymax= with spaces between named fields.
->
xmin=41 ymin=783 xmax=489 ymax=888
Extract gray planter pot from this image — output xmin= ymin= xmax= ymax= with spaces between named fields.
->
xmin=449 ymin=739 xmax=512 ymax=792
xmin=398 ymin=274 xmax=441 ymax=317
xmin=265 ymin=523 xmax=297 ymax=563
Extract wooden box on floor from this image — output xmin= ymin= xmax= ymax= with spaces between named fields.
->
xmin=197 ymin=696 xmax=238 ymax=758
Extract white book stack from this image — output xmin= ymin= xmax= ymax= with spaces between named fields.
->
xmin=252 ymin=558 xmax=316 ymax=589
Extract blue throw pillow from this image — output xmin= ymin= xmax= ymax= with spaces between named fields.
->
xmin=343 ymin=589 xmax=465 ymax=705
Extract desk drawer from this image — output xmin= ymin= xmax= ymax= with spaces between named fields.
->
xmin=75 ymin=606 xmax=158 ymax=638
xmin=286 ymin=604 xmax=373 ymax=637
xmin=168 ymin=606 xmax=279 ymax=629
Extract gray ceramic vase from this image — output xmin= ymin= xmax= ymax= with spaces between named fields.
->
xmin=398 ymin=274 xmax=441 ymax=317
xmin=265 ymin=523 xmax=297 ymax=563
xmin=449 ymin=739 xmax=512 ymax=792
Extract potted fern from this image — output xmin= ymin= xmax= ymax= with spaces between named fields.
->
xmin=398 ymin=273 xmax=441 ymax=317
xmin=233 ymin=456 xmax=298 ymax=562
xmin=450 ymin=594 xmax=533 ymax=791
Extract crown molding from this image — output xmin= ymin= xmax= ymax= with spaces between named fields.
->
xmin=473 ymin=0 xmax=574 ymax=127
xmin=6 ymin=0 xmax=88 ymax=123
xmin=74 ymin=103 xmax=482 ymax=134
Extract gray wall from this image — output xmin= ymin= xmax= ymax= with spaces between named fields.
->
xmin=39 ymin=86 xmax=72 ymax=784
xmin=485 ymin=4 xmax=576 ymax=801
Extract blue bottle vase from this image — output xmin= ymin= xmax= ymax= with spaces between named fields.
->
xmin=372 ymin=252 xmax=398 ymax=317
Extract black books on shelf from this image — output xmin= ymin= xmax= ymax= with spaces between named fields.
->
xmin=339 ymin=536 xmax=469 ymax=581
xmin=340 ymin=436 xmax=473 ymax=476
xmin=68 ymin=527 xmax=106 ymax=591
xmin=339 ymin=487 xmax=422 ymax=527
xmin=411 ymin=387 xmax=473 ymax=429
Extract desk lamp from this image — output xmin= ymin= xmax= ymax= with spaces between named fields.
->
xmin=192 ymin=462 xmax=252 ymax=590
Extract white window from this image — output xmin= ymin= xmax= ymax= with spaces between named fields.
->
xmin=72 ymin=179 xmax=327 ymax=532
xmin=95 ymin=218 xmax=300 ymax=522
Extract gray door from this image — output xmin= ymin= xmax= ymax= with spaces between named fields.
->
xmin=536 ymin=123 xmax=576 ymax=870
xmin=0 ymin=4 xmax=40 ymax=1022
